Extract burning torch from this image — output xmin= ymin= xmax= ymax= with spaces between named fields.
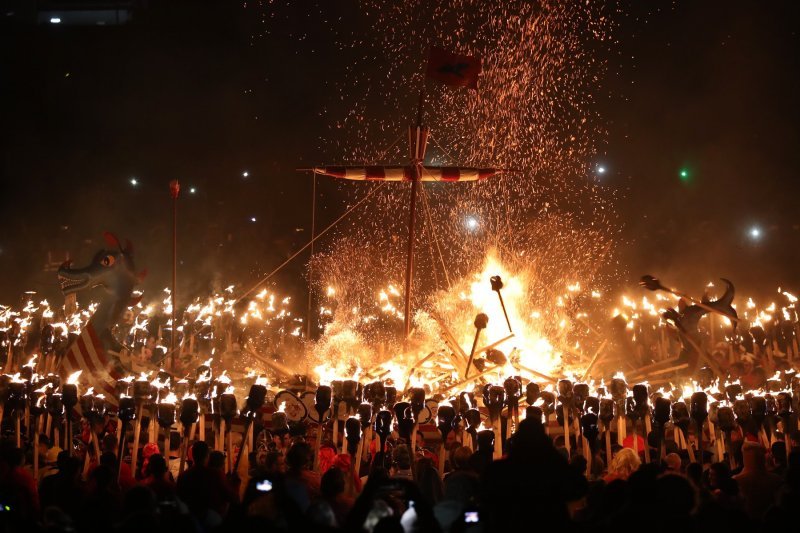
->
xmin=465 ymin=313 xmax=489 ymax=378
xmin=436 ymin=402 xmax=456 ymax=476
xmin=490 ymin=276 xmax=513 ymax=334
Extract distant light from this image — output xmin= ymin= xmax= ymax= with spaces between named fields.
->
xmin=679 ymin=168 xmax=690 ymax=182
xmin=130 ymin=178 xmax=138 ymax=186
xmin=749 ymin=227 xmax=761 ymax=239
xmin=50 ymin=17 xmax=61 ymax=24
xmin=189 ymin=187 xmax=197 ymax=194
xmin=597 ymin=166 xmax=606 ymax=174
xmin=250 ymin=216 xmax=257 ymax=223
xmin=242 ymin=171 xmax=249 ymax=178
xmin=465 ymin=216 xmax=479 ymax=231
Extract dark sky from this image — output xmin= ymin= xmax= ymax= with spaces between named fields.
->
xmin=1 ymin=0 xmax=799 ymax=306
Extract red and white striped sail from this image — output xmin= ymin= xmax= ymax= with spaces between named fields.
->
xmin=312 ymin=166 xmax=501 ymax=182
xmin=61 ymin=320 xmax=122 ymax=406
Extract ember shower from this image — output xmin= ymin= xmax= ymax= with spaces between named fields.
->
xmin=259 ymin=1 xmax=622 ymax=372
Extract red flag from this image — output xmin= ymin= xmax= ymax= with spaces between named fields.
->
xmin=426 ymin=47 xmax=481 ymax=90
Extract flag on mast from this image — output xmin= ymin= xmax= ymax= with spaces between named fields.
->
xmin=426 ymin=47 xmax=481 ymax=90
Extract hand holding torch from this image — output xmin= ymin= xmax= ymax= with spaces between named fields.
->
xmin=631 ymin=384 xmax=651 ymax=462
xmin=61 ymin=378 xmax=79 ymax=455
xmin=129 ymin=377 xmax=152 ymax=470
xmin=671 ymin=401 xmax=695 ymax=463
xmin=610 ymin=375 xmax=628 ymax=445
xmin=374 ymin=409 xmax=393 ymax=458
xmin=178 ymin=396 xmax=199 ymax=473
xmin=394 ymin=401 xmax=414 ymax=444
xmin=690 ymin=391 xmax=708 ymax=464
xmin=557 ymin=379 xmax=574 ymax=456
xmin=437 ymin=403 xmax=456 ymax=475
xmin=716 ymin=405 xmax=737 ymax=468
xmin=409 ymin=386 xmax=426 ymax=454
xmin=331 ymin=380 xmax=344 ymax=451
xmin=599 ymin=398 xmax=615 ymax=466
xmin=504 ymin=377 xmax=522 ymax=437
xmin=540 ymin=390 xmax=556 ymax=435
xmin=30 ymin=385 xmax=48 ymax=480
xmin=777 ymin=392 xmax=792 ymax=453
xmin=748 ymin=395 xmax=768 ymax=446
xmin=344 ymin=416 xmax=361 ymax=457
xmin=356 ymin=402 xmax=373 ymax=470
xmin=313 ymin=384 xmax=332 ymax=471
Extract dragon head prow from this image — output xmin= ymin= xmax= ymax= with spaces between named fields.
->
xmin=58 ymin=232 xmax=139 ymax=296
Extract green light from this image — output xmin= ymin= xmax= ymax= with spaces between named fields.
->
xmin=679 ymin=168 xmax=690 ymax=182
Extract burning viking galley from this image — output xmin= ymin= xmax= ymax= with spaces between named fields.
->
xmin=1 ymin=43 xmax=800 ymax=489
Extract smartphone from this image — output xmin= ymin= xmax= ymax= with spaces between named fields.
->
xmin=256 ymin=479 xmax=273 ymax=492
xmin=464 ymin=511 xmax=479 ymax=523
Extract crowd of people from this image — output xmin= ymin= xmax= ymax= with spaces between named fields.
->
xmin=1 ymin=412 xmax=800 ymax=533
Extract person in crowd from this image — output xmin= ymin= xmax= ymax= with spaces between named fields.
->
xmin=140 ymin=441 xmax=160 ymax=480
xmin=415 ymin=456 xmax=444 ymax=505
xmin=284 ymin=441 xmax=320 ymax=512
xmin=706 ymin=461 xmax=741 ymax=509
xmin=0 ymin=442 xmax=39 ymax=523
xmin=141 ymin=453 xmax=177 ymax=503
xmin=770 ymin=441 xmax=788 ymax=476
xmin=434 ymin=457 xmax=479 ymax=531
xmin=389 ymin=445 xmax=413 ymax=481
xmin=604 ymin=447 xmax=640 ymax=482
xmin=177 ymin=440 xmax=236 ymax=527
xmin=316 ymin=466 xmax=355 ymax=527
xmin=38 ymin=445 xmax=62 ymax=481
xmin=664 ymin=452 xmax=682 ymax=473
xmin=264 ymin=450 xmax=287 ymax=475
xmin=78 ymin=461 xmax=123 ymax=533
xmin=102 ymin=434 xmax=136 ymax=490
xmin=39 ymin=450 xmax=84 ymax=519
xmin=481 ymin=417 xmax=587 ymax=530
xmin=733 ymin=441 xmax=783 ymax=520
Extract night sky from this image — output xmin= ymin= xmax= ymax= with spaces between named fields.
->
xmin=1 ymin=1 xmax=799 ymax=306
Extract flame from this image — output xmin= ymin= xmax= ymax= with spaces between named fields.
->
xmin=160 ymin=392 xmax=178 ymax=404
xmin=409 ymin=374 xmax=425 ymax=389
xmin=612 ymin=371 xmax=626 ymax=381
xmin=23 ymin=354 xmax=37 ymax=368
xmin=182 ymin=392 xmax=198 ymax=400
xmin=277 ymin=401 xmax=286 ymax=413
xmin=83 ymin=387 xmax=95 ymax=396
xmin=255 ymin=376 xmax=268 ymax=387
xmin=223 ymin=385 xmax=235 ymax=395
xmin=433 ymin=251 xmax=561 ymax=376
xmin=682 ymin=382 xmax=700 ymax=399
xmin=66 ymin=370 xmax=82 ymax=385
xmin=151 ymin=377 xmax=170 ymax=389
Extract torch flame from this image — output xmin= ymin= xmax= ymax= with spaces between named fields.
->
xmin=160 ymin=392 xmax=178 ymax=404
